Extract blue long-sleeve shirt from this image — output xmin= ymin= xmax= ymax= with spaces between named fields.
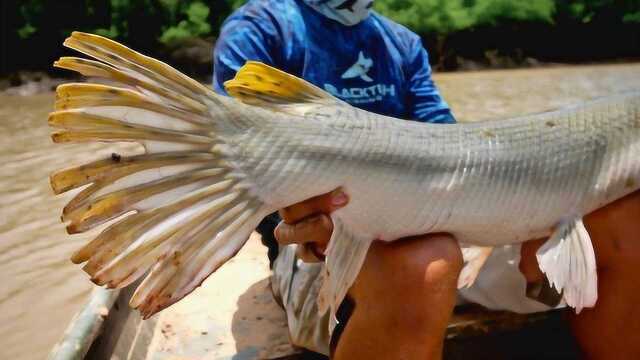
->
xmin=212 ymin=0 xmax=456 ymax=245
xmin=213 ymin=0 xmax=455 ymax=123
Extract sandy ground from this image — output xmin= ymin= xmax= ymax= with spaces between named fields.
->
xmin=145 ymin=233 xmax=301 ymax=359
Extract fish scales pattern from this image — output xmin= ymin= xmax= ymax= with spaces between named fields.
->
xmin=235 ymin=96 xmax=638 ymax=246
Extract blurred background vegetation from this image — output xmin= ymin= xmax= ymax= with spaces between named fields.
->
xmin=1 ymin=0 xmax=639 ymax=78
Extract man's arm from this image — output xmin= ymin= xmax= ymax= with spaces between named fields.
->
xmin=404 ymin=40 xmax=456 ymax=124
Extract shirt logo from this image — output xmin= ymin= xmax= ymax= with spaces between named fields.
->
xmin=341 ymin=51 xmax=374 ymax=82
xmin=324 ymin=50 xmax=395 ymax=105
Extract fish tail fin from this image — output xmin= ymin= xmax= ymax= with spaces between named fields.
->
xmin=51 ymin=32 xmax=272 ymax=317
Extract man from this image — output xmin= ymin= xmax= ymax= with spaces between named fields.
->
xmin=213 ymin=1 xmax=640 ymax=359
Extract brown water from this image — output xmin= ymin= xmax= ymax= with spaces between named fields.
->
xmin=1 ymin=63 xmax=639 ymax=359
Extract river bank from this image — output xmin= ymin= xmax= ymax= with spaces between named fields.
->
xmin=4 ymin=56 xmax=640 ymax=98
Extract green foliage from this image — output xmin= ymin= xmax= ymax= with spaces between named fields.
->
xmin=374 ymin=0 xmax=555 ymax=35
xmin=229 ymin=0 xmax=248 ymax=9
xmin=17 ymin=23 xmax=37 ymax=39
xmin=471 ymin=0 xmax=555 ymax=25
xmin=11 ymin=0 xmax=217 ymax=43
xmin=160 ymin=1 xmax=212 ymax=44
xmin=375 ymin=0 xmax=473 ymax=35
xmin=10 ymin=0 xmax=639 ymax=41
xmin=555 ymin=0 xmax=640 ymax=24
xmin=3 ymin=0 xmax=639 ymax=75
xmin=16 ymin=0 xmax=44 ymax=39
xmin=624 ymin=12 xmax=640 ymax=24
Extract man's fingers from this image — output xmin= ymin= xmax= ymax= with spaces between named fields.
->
xmin=520 ymin=237 xmax=563 ymax=306
xmin=519 ymin=237 xmax=548 ymax=283
xmin=296 ymin=243 xmax=326 ymax=263
xmin=275 ymin=188 xmax=346 ymax=263
xmin=274 ymin=214 xmax=334 ymax=246
xmin=279 ymin=188 xmax=348 ymax=224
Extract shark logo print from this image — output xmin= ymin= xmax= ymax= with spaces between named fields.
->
xmin=341 ymin=51 xmax=374 ymax=82
xmin=325 ymin=50 xmax=395 ymax=104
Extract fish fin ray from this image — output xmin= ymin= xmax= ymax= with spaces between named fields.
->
xmin=52 ymin=152 xmax=219 ymax=201
xmin=224 ymin=61 xmax=348 ymax=116
xmin=458 ymin=246 xmax=493 ymax=289
xmin=536 ymin=218 xmax=598 ymax=313
xmin=318 ymin=216 xmax=373 ymax=334
xmin=131 ymin=204 xmax=270 ymax=318
xmin=63 ymin=32 xmax=215 ymax=104
xmin=80 ymin=180 xmax=242 ymax=280
xmin=62 ymin=168 xmax=232 ymax=233
xmin=51 ymin=33 xmax=276 ymax=319
xmin=54 ymin=57 xmax=207 ymax=114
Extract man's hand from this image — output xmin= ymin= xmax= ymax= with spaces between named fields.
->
xmin=274 ymin=188 xmax=349 ymax=262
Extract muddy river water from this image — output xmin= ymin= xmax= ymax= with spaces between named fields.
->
xmin=1 ymin=63 xmax=639 ymax=359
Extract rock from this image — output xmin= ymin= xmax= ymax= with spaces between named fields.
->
xmin=0 ymin=78 xmax=10 ymax=91
xmin=2 ymin=71 xmax=67 ymax=96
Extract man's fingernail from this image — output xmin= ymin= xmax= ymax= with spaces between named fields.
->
xmin=331 ymin=191 xmax=348 ymax=206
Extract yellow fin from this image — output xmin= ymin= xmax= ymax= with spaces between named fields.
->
xmin=224 ymin=61 xmax=346 ymax=115
xmin=65 ymin=32 xmax=213 ymax=99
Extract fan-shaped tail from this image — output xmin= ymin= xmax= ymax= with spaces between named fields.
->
xmin=51 ymin=32 xmax=270 ymax=318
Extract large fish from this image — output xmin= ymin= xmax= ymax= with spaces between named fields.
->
xmin=50 ymin=32 xmax=640 ymax=322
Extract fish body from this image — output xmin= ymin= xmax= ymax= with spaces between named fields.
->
xmin=50 ymin=32 xmax=640 ymax=322
xmin=229 ymin=92 xmax=640 ymax=247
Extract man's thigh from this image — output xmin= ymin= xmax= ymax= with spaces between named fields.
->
xmin=583 ymin=190 xmax=640 ymax=268
xmin=572 ymin=191 xmax=640 ymax=358
xmin=458 ymin=244 xmax=559 ymax=313
xmin=518 ymin=190 xmax=640 ymax=279
xmin=465 ymin=190 xmax=640 ymax=313
xmin=271 ymin=235 xmax=462 ymax=355
xmin=271 ymin=191 xmax=640 ymax=353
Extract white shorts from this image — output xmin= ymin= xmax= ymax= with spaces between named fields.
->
xmin=458 ymin=245 xmax=564 ymax=313
xmin=271 ymin=244 xmax=563 ymax=355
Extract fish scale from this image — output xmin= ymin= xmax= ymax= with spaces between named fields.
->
xmin=237 ymin=96 xmax=631 ymax=244
xmin=231 ymin=88 xmax=639 ymax=319
xmin=223 ymin=92 xmax=637 ymax=317
xmin=50 ymin=32 xmax=639 ymax=325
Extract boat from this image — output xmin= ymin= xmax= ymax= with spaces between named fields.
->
xmin=49 ymin=234 xmax=580 ymax=360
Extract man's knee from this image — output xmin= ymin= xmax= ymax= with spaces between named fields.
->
xmin=351 ymin=234 xmax=463 ymax=311
xmin=334 ymin=235 xmax=461 ymax=357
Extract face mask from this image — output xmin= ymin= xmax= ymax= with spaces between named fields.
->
xmin=305 ymin=0 xmax=374 ymax=26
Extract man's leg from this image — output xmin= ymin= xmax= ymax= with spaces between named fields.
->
xmin=571 ymin=190 xmax=640 ymax=359
xmin=333 ymin=234 xmax=463 ymax=360
xmin=521 ymin=191 xmax=640 ymax=359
